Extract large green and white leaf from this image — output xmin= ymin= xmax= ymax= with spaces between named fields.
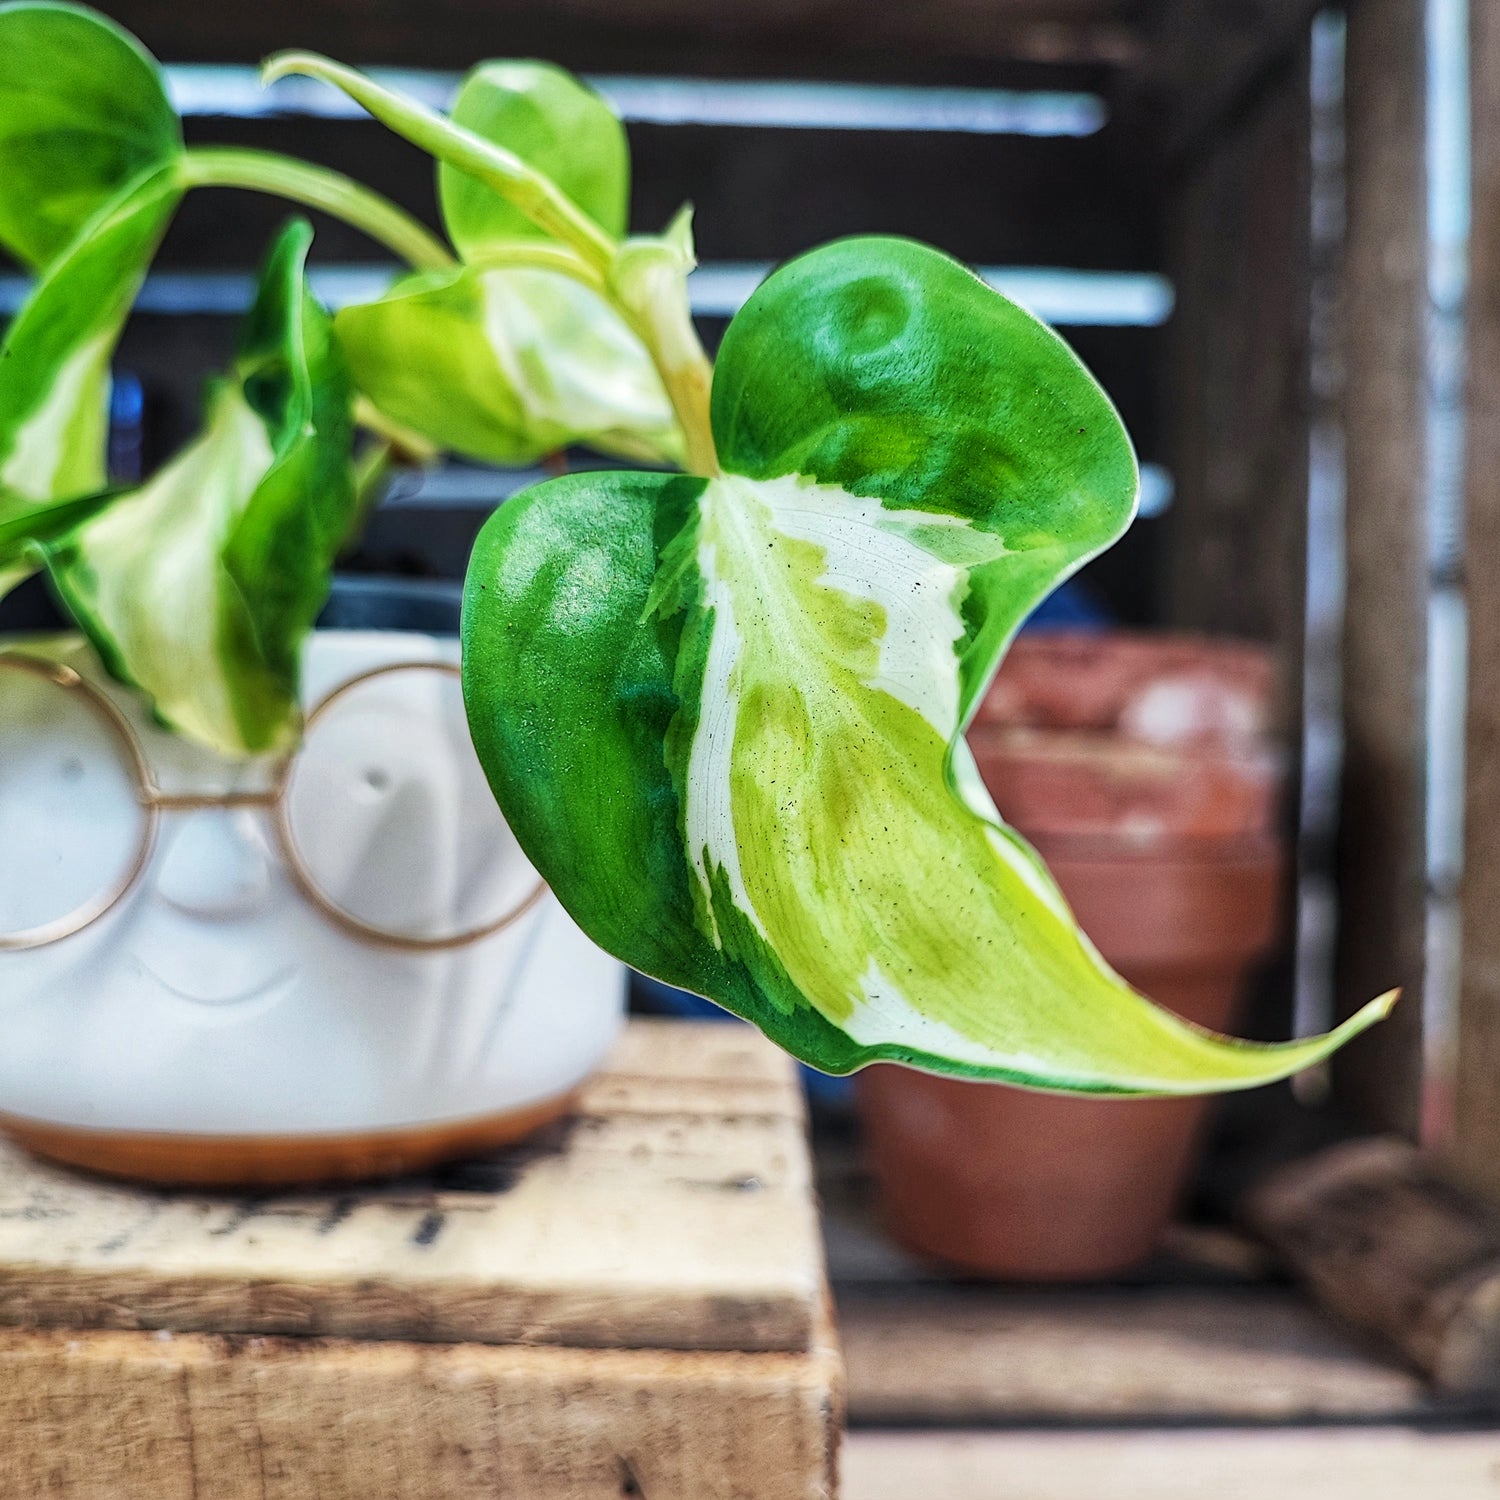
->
xmin=0 ymin=163 xmax=178 ymax=597
xmin=336 ymin=262 xmax=683 ymax=467
xmin=463 ymin=237 xmax=1392 ymax=1093
xmin=0 ymin=1 xmax=181 ymax=269
xmin=42 ymin=218 xmax=355 ymax=758
xmin=438 ymin=60 xmax=628 ymax=256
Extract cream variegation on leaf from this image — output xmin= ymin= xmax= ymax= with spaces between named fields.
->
xmin=462 ymin=236 xmax=1392 ymax=1091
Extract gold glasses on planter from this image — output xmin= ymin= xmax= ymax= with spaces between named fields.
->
xmin=0 ymin=652 xmax=546 ymax=953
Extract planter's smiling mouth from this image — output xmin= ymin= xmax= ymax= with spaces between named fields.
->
xmin=135 ymin=959 xmax=297 ymax=1008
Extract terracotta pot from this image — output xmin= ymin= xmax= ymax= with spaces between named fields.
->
xmin=857 ymin=631 xmax=1286 ymax=1279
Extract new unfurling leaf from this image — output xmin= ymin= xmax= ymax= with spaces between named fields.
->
xmin=275 ymin=51 xmax=688 ymax=467
xmin=335 ymin=263 xmax=684 ymax=468
xmin=438 ymin=61 xmax=629 ymax=255
xmin=461 ymin=237 xmax=1393 ymax=1093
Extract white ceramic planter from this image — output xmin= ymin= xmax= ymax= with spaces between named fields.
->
xmin=0 ymin=629 xmax=627 ymax=1184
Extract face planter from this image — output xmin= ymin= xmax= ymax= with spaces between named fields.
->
xmin=0 ymin=630 xmax=626 ymax=1185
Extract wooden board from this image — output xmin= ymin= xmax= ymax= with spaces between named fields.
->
xmin=0 ymin=1019 xmax=842 ymax=1499
xmin=1332 ymin=0 xmax=1431 ymax=1136
xmin=1244 ymin=1136 xmax=1500 ymax=1395
xmin=0 ymin=1019 xmax=822 ymax=1355
xmin=1 ymin=1323 xmax=842 ymax=1500
xmin=1454 ymin=0 xmax=1500 ymax=1203
xmin=842 ymin=1430 xmax=1500 ymax=1500
xmin=98 ymin=0 xmax=1143 ymax=75
xmin=839 ymin=1286 xmax=1435 ymax=1424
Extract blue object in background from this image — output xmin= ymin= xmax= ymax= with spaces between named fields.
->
xmin=1022 ymin=577 xmax=1110 ymax=631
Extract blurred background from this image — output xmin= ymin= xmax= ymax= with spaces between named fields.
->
xmin=5 ymin=2 xmax=1498 ymax=1489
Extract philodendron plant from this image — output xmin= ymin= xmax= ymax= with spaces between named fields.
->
xmin=263 ymin=55 xmax=1394 ymax=1093
xmin=0 ymin=1 xmax=685 ymax=754
xmin=0 ymin=2 xmax=1393 ymax=1091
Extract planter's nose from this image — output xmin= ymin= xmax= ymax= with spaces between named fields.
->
xmin=154 ymin=809 xmax=274 ymax=918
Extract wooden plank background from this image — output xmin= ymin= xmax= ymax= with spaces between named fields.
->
xmin=842 ymin=1429 xmax=1500 ymax=1500
xmin=1456 ymin=0 xmax=1500 ymax=1200
xmin=93 ymin=0 xmax=1145 ymax=76
xmin=1331 ymin=0 xmax=1431 ymax=1137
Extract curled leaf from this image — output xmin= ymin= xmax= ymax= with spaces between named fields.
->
xmin=0 ymin=0 xmax=181 ymax=268
xmin=462 ymin=236 xmax=1392 ymax=1093
xmin=41 ymin=219 xmax=355 ymax=757
xmin=439 ymin=60 xmax=628 ymax=255
xmin=336 ymin=263 xmax=684 ymax=468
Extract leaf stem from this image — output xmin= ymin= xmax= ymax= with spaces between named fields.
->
xmin=261 ymin=54 xmax=616 ymax=271
xmin=257 ymin=52 xmax=720 ymax=474
xmin=622 ymin=299 xmax=718 ymax=477
xmin=178 ymin=147 xmax=455 ymax=271
xmin=469 ymin=242 xmax=607 ymax=291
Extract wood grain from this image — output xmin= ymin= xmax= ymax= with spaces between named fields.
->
xmin=1333 ymin=0 xmax=1431 ymax=1137
xmin=0 ymin=1019 xmax=823 ymax=1354
xmin=1161 ymin=38 xmax=1310 ymax=690
xmin=0 ymin=1020 xmax=842 ymax=1499
xmin=840 ymin=1285 xmax=1431 ymax=1424
xmin=97 ymin=0 xmax=1143 ymax=74
xmin=1243 ymin=1135 xmax=1500 ymax=1395
xmin=842 ymin=1429 xmax=1500 ymax=1500
xmin=1 ymin=1323 xmax=842 ymax=1500
xmin=1454 ymin=0 xmax=1500 ymax=1203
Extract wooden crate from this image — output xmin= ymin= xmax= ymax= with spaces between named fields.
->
xmin=0 ymin=1019 xmax=842 ymax=1500
xmin=822 ymin=1127 xmax=1500 ymax=1499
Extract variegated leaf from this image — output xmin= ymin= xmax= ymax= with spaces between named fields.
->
xmin=40 ymin=219 xmax=356 ymax=758
xmin=0 ymin=0 xmax=182 ymax=269
xmin=462 ymin=237 xmax=1391 ymax=1092
xmin=335 ymin=262 xmax=684 ymax=468
xmin=0 ymin=163 xmax=179 ymax=596
xmin=438 ymin=60 xmax=628 ymax=255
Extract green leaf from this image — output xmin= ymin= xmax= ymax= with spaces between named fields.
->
xmin=439 ymin=61 xmax=628 ymax=256
xmin=42 ymin=218 xmax=356 ymax=758
xmin=262 ymin=52 xmax=616 ymax=266
xmin=0 ymin=1 xmax=181 ymax=268
xmin=0 ymin=487 xmax=113 ymax=600
xmin=0 ymin=162 xmax=178 ymax=595
xmin=462 ymin=236 xmax=1393 ymax=1093
xmin=335 ymin=262 xmax=683 ymax=467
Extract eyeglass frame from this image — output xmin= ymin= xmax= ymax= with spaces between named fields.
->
xmin=0 ymin=651 xmax=548 ymax=954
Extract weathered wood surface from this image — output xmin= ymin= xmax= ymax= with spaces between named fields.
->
xmin=1333 ymin=0 xmax=1431 ymax=1137
xmin=842 ymin=1429 xmax=1500 ymax=1500
xmin=1243 ymin=1136 xmax=1500 ymax=1395
xmin=1156 ymin=47 xmax=1310 ymax=1039
xmin=1162 ymin=48 xmax=1310 ymax=724
xmin=1 ymin=1322 xmax=842 ymax=1500
xmin=1143 ymin=0 xmax=1321 ymax=161
xmin=0 ymin=1019 xmax=823 ymax=1354
xmin=0 ymin=1020 xmax=842 ymax=1499
xmin=1455 ymin=0 xmax=1500 ymax=1204
xmin=100 ymin=0 xmax=1143 ymax=73
xmin=839 ymin=1285 xmax=1434 ymax=1424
